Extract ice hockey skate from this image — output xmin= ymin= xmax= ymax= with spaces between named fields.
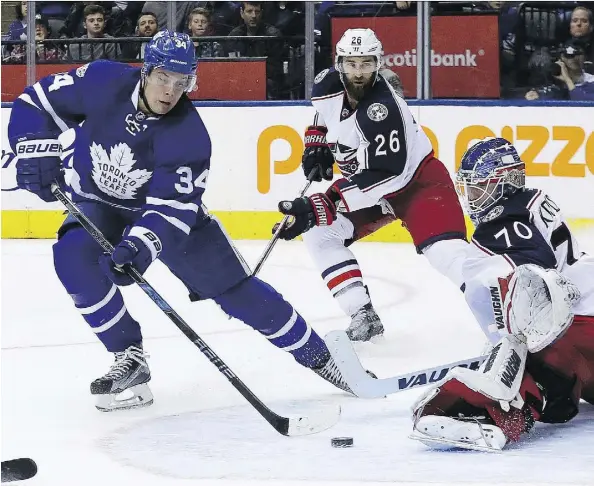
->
xmin=346 ymin=303 xmax=384 ymax=342
xmin=91 ymin=344 xmax=153 ymax=412
xmin=410 ymin=414 xmax=508 ymax=452
xmin=312 ymin=356 xmax=355 ymax=394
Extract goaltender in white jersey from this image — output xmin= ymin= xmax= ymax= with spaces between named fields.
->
xmin=274 ymin=28 xmax=469 ymax=341
xmin=410 ymin=138 xmax=594 ymax=452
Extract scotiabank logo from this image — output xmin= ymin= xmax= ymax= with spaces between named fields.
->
xmin=383 ymin=49 xmax=485 ymax=68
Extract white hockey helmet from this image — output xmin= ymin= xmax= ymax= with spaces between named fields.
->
xmin=335 ymin=28 xmax=384 ymax=73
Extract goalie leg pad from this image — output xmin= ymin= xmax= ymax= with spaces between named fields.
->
xmin=411 ymin=335 xmax=544 ymax=445
xmin=411 ymin=415 xmax=508 ymax=452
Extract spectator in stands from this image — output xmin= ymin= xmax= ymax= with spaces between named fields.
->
xmin=67 ymin=4 xmax=117 ymax=61
xmin=59 ymin=2 xmax=112 ymax=39
xmin=570 ymin=6 xmax=592 ymax=40
xmin=568 ymin=6 xmax=593 ymax=62
xmin=108 ymin=2 xmax=145 ymax=37
xmin=34 ymin=14 xmax=66 ymax=61
xmin=3 ymin=1 xmax=28 ymax=62
xmin=553 ymin=41 xmax=594 ymax=100
xmin=141 ymin=1 xmax=200 ymax=32
xmin=36 ymin=1 xmax=75 ymax=35
xmin=5 ymin=14 xmax=65 ymax=63
xmin=7 ymin=2 xmax=28 ymax=42
xmin=188 ymin=7 xmax=224 ymax=57
xmin=524 ymin=40 xmax=593 ymax=100
xmin=120 ymin=12 xmax=159 ymax=60
xmin=263 ymin=2 xmax=305 ymax=40
xmin=228 ymin=2 xmax=285 ymax=99
xmin=192 ymin=2 xmax=242 ymax=35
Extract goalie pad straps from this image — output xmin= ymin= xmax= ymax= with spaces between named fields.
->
xmin=412 ymin=334 xmax=528 ymax=421
xmin=412 ymin=335 xmax=542 ymax=442
xmin=504 ymin=264 xmax=581 ymax=353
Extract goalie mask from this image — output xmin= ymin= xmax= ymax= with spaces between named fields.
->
xmin=456 ymin=138 xmax=525 ymax=223
xmin=335 ymin=28 xmax=384 ymax=84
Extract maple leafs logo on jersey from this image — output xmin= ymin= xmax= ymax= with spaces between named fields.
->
xmin=90 ymin=142 xmax=152 ymax=199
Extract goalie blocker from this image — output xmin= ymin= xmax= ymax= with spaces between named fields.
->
xmin=410 ymin=264 xmax=594 ymax=452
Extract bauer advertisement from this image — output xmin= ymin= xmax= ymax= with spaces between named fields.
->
xmin=2 ymin=104 xmax=594 ymax=239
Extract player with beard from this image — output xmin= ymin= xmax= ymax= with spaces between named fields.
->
xmin=272 ymin=28 xmax=469 ymax=342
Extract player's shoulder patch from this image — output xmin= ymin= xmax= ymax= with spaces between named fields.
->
xmin=311 ymin=68 xmax=343 ymax=99
xmin=366 ymin=102 xmax=389 ymax=122
xmin=357 ymin=79 xmax=400 ymax=114
xmin=76 ymin=63 xmax=90 ymax=78
xmin=314 ymin=68 xmax=330 ymax=84
xmin=480 ymin=205 xmax=504 ymax=223
xmin=476 ymin=190 xmax=537 ymax=228
xmin=355 ymin=80 xmax=402 ymax=130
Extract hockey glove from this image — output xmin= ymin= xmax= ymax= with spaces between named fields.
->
xmin=302 ymin=126 xmax=335 ymax=182
xmin=99 ymin=227 xmax=162 ymax=286
xmin=274 ymin=193 xmax=337 ymax=240
xmin=13 ymin=133 xmax=63 ymax=202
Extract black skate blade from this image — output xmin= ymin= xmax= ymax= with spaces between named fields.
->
xmin=1 ymin=458 xmax=38 ymax=482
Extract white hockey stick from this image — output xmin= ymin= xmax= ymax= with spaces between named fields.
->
xmin=325 ymin=331 xmax=486 ymax=398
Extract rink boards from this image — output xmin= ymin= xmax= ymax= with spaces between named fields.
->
xmin=2 ymin=102 xmax=594 ymax=239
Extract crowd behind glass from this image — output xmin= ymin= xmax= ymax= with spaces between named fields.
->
xmin=2 ymin=1 xmax=593 ymax=100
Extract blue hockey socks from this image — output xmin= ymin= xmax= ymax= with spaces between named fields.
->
xmin=53 ymin=227 xmax=142 ymax=352
xmin=214 ymin=277 xmax=330 ymax=368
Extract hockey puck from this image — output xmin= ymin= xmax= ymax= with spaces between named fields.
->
xmin=331 ymin=437 xmax=354 ymax=448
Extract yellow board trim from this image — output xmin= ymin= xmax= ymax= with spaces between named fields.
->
xmin=1 ymin=210 xmax=594 ymax=241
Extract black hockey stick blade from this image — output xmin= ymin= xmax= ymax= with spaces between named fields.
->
xmin=1 ymin=458 xmax=38 ymax=482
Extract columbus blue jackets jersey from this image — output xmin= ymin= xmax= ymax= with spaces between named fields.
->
xmin=462 ymin=188 xmax=594 ymax=342
xmin=310 ymin=68 xmax=433 ymax=212
xmin=8 ymin=60 xmax=210 ymax=251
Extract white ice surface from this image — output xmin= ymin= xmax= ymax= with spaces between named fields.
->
xmin=2 ymin=236 xmax=594 ymax=486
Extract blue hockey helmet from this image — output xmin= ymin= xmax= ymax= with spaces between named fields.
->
xmin=142 ymin=30 xmax=197 ymax=92
xmin=455 ymin=137 xmax=525 ymax=222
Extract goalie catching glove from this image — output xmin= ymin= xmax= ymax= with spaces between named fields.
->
xmin=273 ymin=193 xmax=337 ymax=240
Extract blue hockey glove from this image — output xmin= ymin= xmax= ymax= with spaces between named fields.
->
xmin=13 ymin=133 xmax=63 ymax=202
xmin=99 ymin=227 xmax=162 ymax=286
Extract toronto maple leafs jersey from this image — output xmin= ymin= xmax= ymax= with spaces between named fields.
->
xmin=462 ymin=188 xmax=594 ymax=343
xmin=8 ymin=60 xmax=210 ymax=251
xmin=310 ymin=68 xmax=433 ymax=212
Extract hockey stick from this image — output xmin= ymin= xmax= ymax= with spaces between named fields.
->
xmin=51 ymin=184 xmax=340 ymax=437
xmin=251 ymin=168 xmax=319 ymax=277
xmin=1 ymin=458 xmax=37 ymax=482
xmin=325 ymin=331 xmax=486 ymax=398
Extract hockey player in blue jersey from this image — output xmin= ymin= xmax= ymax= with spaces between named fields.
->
xmin=8 ymin=30 xmax=353 ymax=411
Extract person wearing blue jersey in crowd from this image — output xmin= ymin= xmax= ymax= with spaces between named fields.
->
xmin=8 ymin=30 xmax=352 ymax=412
